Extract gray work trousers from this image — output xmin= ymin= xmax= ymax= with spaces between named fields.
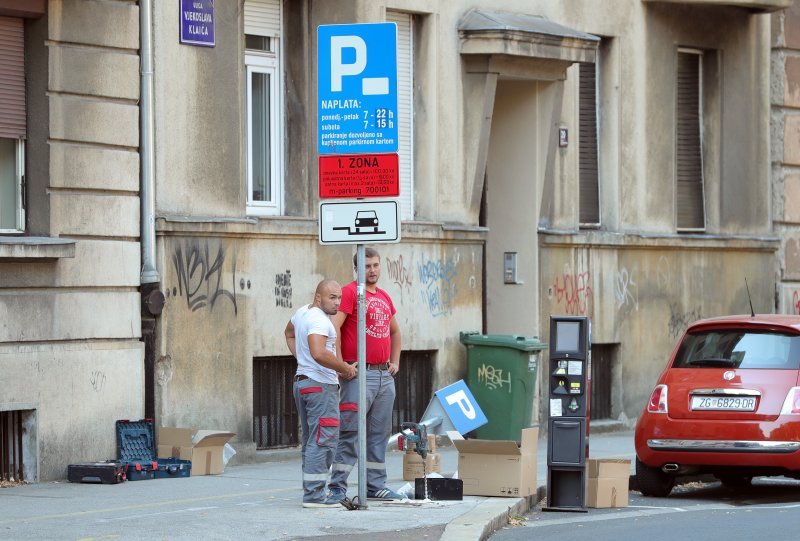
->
xmin=293 ymin=377 xmax=340 ymax=503
xmin=328 ymin=367 xmax=396 ymax=493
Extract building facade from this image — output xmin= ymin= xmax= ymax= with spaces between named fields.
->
xmin=0 ymin=0 xmax=791 ymax=481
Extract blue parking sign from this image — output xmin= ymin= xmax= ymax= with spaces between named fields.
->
xmin=433 ymin=380 xmax=488 ymax=435
xmin=317 ymin=23 xmax=398 ymax=155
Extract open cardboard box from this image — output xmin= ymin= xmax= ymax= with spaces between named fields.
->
xmin=453 ymin=427 xmax=538 ymax=497
xmin=157 ymin=427 xmax=235 ymax=476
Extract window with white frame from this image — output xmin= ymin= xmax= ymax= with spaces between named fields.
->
xmin=387 ymin=10 xmax=414 ymax=221
xmin=244 ymin=0 xmax=282 ymax=216
xmin=0 ymin=16 xmax=25 ymax=233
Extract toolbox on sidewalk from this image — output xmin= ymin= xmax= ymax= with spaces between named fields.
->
xmin=116 ymin=419 xmax=157 ymax=481
xmin=155 ymin=457 xmax=192 ymax=479
xmin=67 ymin=461 xmax=127 ymax=484
xmin=115 ymin=419 xmax=192 ymax=480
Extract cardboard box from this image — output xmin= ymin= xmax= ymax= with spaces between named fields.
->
xmin=402 ymin=452 xmax=441 ymax=481
xmin=452 ymin=427 xmax=538 ymax=497
xmin=587 ymin=459 xmax=630 ymax=508
xmin=157 ymin=427 xmax=235 ymax=476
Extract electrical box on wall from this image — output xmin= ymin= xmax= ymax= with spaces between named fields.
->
xmin=503 ymin=252 xmax=520 ymax=284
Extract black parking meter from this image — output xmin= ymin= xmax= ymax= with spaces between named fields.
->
xmin=545 ymin=316 xmax=591 ymax=512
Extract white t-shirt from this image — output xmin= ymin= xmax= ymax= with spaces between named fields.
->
xmin=292 ymin=304 xmax=338 ymax=385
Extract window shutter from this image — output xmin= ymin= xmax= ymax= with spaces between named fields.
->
xmin=244 ymin=0 xmax=280 ymax=37
xmin=578 ymin=62 xmax=599 ymax=225
xmin=676 ymin=50 xmax=705 ymax=230
xmin=0 ymin=16 xmax=25 ymax=139
xmin=387 ymin=11 xmax=414 ymax=221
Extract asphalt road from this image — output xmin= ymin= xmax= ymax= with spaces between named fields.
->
xmin=490 ymin=477 xmax=800 ymax=541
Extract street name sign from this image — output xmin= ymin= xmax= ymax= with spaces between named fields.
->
xmin=318 ymin=199 xmax=400 ymax=245
xmin=317 ymin=23 xmax=398 ymax=155
xmin=319 ymin=153 xmax=399 ymax=198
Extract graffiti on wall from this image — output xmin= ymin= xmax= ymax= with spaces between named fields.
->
xmin=275 ymin=270 xmax=292 ymax=308
xmin=417 ymin=256 xmax=459 ymax=317
xmin=669 ymin=305 xmax=702 ymax=340
xmin=614 ymin=265 xmax=639 ymax=311
xmin=385 ymin=254 xmax=413 ymax=302
xmin=171 ymin=241 xmax=238 ymax=315
xmin=90 ymin=370 xmax=106 ymax=392
xmin=793 ymin=290 xmax=800 ymax=315
xmin=550 ymin=264 xmax=593 ymax=316
xmin=477 ymin=363 xmax=512 ymax=393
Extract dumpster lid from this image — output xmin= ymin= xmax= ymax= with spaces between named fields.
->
xmin=459 ymin=332 xmax=546 ymax=351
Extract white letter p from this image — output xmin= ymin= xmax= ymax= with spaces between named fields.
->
xmin=445 ymin=390 xmax=477 ymax=420
xmin=330 ymin=35 xmax=366 ymax=92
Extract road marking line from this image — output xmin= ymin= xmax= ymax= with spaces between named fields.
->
xmin=0 ymin=487 xmax=294 ymax=525
xmin=525 ymin=501 xmax=800 ymax=528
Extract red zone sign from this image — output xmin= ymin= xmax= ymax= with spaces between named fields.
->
xmin=319 ymin=153 xmax=399 ymax=198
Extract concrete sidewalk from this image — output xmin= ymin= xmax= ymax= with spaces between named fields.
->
xmin=0 ymin=431 xmax=636 ymax=541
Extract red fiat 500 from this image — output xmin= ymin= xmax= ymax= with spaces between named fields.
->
xmin=634 ymin=314 xmax=800 ymax=497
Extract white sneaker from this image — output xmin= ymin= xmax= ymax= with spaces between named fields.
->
xmin=302 ymin=496 xmax=341 ymax=508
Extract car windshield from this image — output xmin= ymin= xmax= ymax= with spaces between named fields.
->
xmin=672 ymin=329 xmax=800 ymax=369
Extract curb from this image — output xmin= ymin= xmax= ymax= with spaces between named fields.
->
xmin=440 ymin=486 xmax=545 ymax=541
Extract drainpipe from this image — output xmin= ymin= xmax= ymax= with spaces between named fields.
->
xmin=139 ymin=0 xmax=163 ymax=421
xmin=140 ymin=0 xmax=159 ymax=284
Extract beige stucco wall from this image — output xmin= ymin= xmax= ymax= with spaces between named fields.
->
xmin=146 ymin=0 xmax=782 ymax=451
xmin=152 ymin=0 xmax=243 ymax=217
xmin=0 ymin=0 xmax=788 ymax=482
xmin=0 ymin=0 xmax=143 ymax=481
xmin=539 ymin=239 xmax=778 ymax=422
xmin=154 ymin=218 xmax=483 ymax=455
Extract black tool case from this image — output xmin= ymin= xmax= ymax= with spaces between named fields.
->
xmin=155 ymin=457 xmax=191 ymax=479
xmin=116 ymin=419 xmax=157 ymax=481
xmin=67 ymin=461 xmax=127 ymax=484
xmin=414 ymin=478 xmax=464 ymax=500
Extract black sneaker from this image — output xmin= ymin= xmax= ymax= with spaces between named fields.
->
xmin=367 ymin=488 xmax=404 ymax=500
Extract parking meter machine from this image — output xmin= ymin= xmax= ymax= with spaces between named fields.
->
xmin=545 ymin=316 xmax=591 ymax=512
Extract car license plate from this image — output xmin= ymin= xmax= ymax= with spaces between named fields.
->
xmin=690 ymin=396 xmax=757 ymax=411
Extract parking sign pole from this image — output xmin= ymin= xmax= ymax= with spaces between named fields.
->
xmin=356 ymin=243 xmax=367 ymax=507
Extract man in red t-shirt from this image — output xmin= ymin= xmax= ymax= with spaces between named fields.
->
xmin=327 ymin=247 xmax=403 ymax=502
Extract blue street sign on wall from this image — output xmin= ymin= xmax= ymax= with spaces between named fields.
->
xmin=180 ymin=0 xmax=215 ymax=47
xmin=317 ymin=23 xmax=398 ymax=155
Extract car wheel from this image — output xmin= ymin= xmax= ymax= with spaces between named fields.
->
xmin=716 ymin=474 xmax=752 ymax=488
xmin=636 ymin=458 xmax=675 ymax=497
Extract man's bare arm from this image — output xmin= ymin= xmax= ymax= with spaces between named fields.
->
xmin=284 ymin=320 xmax=297 ymax=357
xmin=309 ymin=334 xmax=356 ymax=379
xmin=388 ymin=316 xmax=401 ymax=376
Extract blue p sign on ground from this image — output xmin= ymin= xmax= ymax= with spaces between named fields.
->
xmin=317 ymin=23 xmax=398 ymax=155
xmin=433 ymin=380 xmax=488 ymax=435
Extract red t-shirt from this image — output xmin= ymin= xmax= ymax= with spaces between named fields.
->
xmin=338 ymin=281 xmax=396 ymax=363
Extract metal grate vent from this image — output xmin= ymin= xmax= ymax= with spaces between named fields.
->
xmin=253 ymin=356 xmax=298 ymax=449
xmin=1 ymin=410 xmax=24 ymax=481
xmin=392 ymin=350 xmax=434 ymax=433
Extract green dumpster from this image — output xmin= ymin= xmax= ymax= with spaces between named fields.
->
xmin=459 ymin=332 xmax=547 ymax=441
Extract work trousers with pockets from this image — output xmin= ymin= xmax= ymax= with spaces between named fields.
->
xmin=293 ymin=377 xmax=340 ymax=503
xmin=328 ymin=368 xmax=395 ymax=493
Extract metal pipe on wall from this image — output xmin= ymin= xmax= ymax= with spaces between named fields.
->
xmin=139 ymin=0 xmax=159 ymax=284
